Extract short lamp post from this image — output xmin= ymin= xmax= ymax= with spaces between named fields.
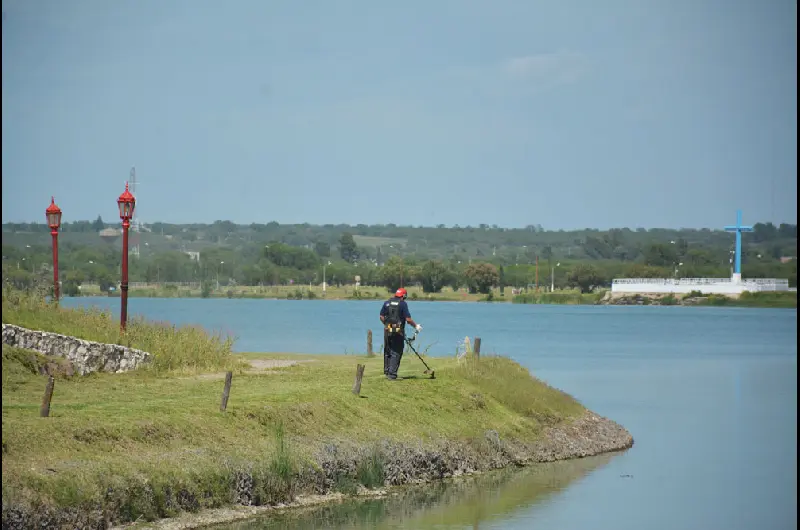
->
xmin=551 ymin=262 xmax=560 ymax=292
xmin=117 ymin=182 xmax=136 ymax=331
xmin=45 ymin=197 xmax=63 ymax=302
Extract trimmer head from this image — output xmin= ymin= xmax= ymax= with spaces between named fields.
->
xmin=406 ymin=331 xmax=435 ymax=380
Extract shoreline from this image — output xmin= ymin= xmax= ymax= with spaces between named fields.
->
xmin=110 ymin=410 xmax=633 ymax=530
xmin=64 ymin=290 xmax=797 ymax=308
xmin=4 ymin=415 xmax=633 ymax=530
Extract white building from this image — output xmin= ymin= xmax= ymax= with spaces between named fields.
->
xmin=611 ymin=277 xmax=790 ymax=295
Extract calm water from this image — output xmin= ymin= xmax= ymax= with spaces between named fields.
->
xmin=62 ymin=297 xmax=798 ymax=530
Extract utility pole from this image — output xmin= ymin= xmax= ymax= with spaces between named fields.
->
xmin=535 ymin=255 xmax=539 ymax=292
xmin=129 ymin=167 xmax=141 ymax=260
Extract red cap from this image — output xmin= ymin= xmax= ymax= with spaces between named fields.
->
xmin=395 ymin=288 xmax=407 ymax=298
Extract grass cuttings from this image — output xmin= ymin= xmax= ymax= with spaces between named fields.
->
xmin=1 ymin=286 xmax=241 ymax=374
xmin=1 ymin=347 xmax=586 ymax=524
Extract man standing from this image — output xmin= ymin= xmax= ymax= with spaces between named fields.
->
xmin=379 ymin=287 xmax=422 ymax=380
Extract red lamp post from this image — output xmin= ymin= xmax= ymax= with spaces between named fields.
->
xmin=45 ymin=197 xmax=63 ymax=302
xmin=117 ymin=182 xmax=136 ymax=331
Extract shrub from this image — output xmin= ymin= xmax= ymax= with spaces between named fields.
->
xmin=661 ymin=294 xmax=678 ymax=305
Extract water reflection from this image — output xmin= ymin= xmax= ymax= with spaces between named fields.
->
xmin=212 ymin=453 xmax=620 ymax=529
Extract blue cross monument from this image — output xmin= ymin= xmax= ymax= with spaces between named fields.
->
xmin=724 ymin=209 xmax=753 ymax=283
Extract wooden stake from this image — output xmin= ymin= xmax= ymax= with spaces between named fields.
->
xmin=352 ymin=364 xmax=365 ymax=395
xmin=474 ymin=337 xmax=481 ymax=359
xmin=367 ymin=330 xmax=374 ymax=357
xmin=220 ymin=371 xmax=233 ymax=412
xmin=40 ymin=376 xmax=55 ymax=417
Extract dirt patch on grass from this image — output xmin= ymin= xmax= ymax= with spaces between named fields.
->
xmin=190 ymin=359 xmax=317 ymax=380
xmin=247 ymin=359 xmax=315 ymax=371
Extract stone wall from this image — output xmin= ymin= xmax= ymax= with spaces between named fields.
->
xmin=1 ymin=324 xmax=151 ymax=375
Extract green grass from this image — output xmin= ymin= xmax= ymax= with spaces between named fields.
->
xmin=2 ymin=286 xmax=243 ymax=374
xmin=2 ymin=346 xmax=586 ymax=524
xmin=729 ymin=291 xmax=797 ymax=308
xmin=512 ymin=290 xmax=606 ymax=305
xmin=684 ymin=290 xmax=797 ymax=308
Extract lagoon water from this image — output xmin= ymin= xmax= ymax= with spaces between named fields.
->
xmin=62 ymin=297 xmax=798 ymax=530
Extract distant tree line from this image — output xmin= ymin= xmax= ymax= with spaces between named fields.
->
xmin=2 ymin=220 xmax=796 ymax=294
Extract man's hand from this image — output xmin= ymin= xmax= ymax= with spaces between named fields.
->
xmin=415 ymin=324 xmax=423 ymax=332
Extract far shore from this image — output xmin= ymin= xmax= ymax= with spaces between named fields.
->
xmin=67 ymin=284 xmax=797 ymax=308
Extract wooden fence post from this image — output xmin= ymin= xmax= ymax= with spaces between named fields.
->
xmin=352 ymin=364 xmax=365 ymax=395
xmin=473 ymin=337 xmax=481 ymax=359
xmin=367 ymin=330 xmax=374 ymax=357
xmin=220 ymin=371 xmax=233 ymax=412
xmin=40 ymin=376 xmax=55 ymax=417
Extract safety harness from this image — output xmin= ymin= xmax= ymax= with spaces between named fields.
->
xmin=384 ymin=299 xmax=403 ymax=335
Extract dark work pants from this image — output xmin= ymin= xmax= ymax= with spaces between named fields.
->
xmin=384 ymin=332 xmax=405 ymax=378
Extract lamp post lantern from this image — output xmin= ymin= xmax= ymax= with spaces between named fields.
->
xmin=45 ymin=197 xmax=63 ymax=302
xmin=117 ymin=182 xmax=136 ymax=331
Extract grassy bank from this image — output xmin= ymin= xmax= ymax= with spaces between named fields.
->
xmin=698 ymin=290 xmax=797 ymax=308
xmin=2 ymin=346 xmax=589 ymax=527
xmin=1 ymin=287 xmax=241 ymax=374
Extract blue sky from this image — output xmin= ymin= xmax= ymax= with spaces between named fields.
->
xmin=2 ymin=0 xmax=796 ymax=230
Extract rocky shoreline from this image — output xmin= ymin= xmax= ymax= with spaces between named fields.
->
xmin=598 ymin=291 xmax=713 ymax=306
xmin=2 ymin=411 xmax=633 ymax=530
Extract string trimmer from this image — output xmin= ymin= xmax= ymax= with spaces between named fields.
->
xmin=405 ymin=330 xmax=435 ymax=379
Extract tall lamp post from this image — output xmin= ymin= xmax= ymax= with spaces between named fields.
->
xmin=117 ymin=182 xmax=136 ymax=331
xmin=45 ymin=197 xmax=63 ymax=302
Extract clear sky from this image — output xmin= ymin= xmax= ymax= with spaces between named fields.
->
xmin=2 ymin=0 xmax=797 ymax=230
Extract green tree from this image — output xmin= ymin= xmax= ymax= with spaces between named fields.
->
xmin=567 ymin=264 xmax=605 ymax=293
xmin=314 ymin=241 xmax=331 ymax=258
xmin=60 ymin=270 xmax=85 ymax=296
xmin=623 ymin=264 xmax=669 ymax=278
xmin=380 ymin=256 xmax=405 ymax=292
xmin=464 ymin=262 xmax=499 ymax=294
xmin=644 ymin=243 xmax=679 ymax=267
xmin=419 ymin=260 xmax=450 ymax=293
xmin=753 ymin=222 xmax=778 ymax=242
xmin=95 ymin=268 xmax=116 ymax=292
xmin=92 ymin=215 xmax=105 ymax=232
xmin=3 ymin=268 xmax=34 ymax=290
xmin=265 ymin=242 xmax=319 ymax=270
xmin=339 ymin=233 xmax=359 ymax=262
